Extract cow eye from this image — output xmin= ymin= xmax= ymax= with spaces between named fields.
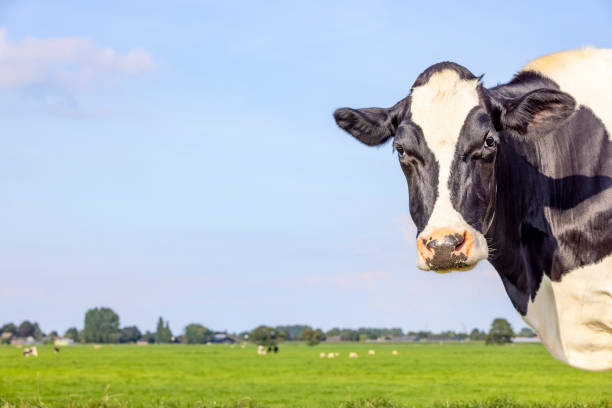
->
xmin=396 ymin=146 xmax=405 ymax=158
xmin=485 ymin=135 xmax=495 ymax=148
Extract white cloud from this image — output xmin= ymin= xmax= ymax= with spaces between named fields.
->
xmin=0 ymin=29 xmax=154 ymax=88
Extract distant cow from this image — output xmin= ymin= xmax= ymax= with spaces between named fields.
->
xmin=23 ymin=347 xmax=38 ymax=357
xmin=334 ymin=48 xmax=612 ymax=371
xmin=54 ymin=347 xmax=60 ymax=353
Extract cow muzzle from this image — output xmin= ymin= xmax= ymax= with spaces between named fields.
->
xmin=416 ymin=228 xmax=475 ymax=271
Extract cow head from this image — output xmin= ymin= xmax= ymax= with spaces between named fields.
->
xmin=334 ymin=62 xmax=575 ymax=272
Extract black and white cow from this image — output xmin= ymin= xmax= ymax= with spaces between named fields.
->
xmin=334 ymin=48 xmax=612 ymax=371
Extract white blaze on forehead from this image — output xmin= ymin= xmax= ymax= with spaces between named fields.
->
xmin=410 ymin=69 xmax=488 ymax=269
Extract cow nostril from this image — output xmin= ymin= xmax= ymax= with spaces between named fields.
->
xmin=454 ymin=231 xmax=467 ymax=252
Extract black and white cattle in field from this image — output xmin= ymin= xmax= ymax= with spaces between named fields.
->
xmin=334 ymin=48 xmax=612 ymax=371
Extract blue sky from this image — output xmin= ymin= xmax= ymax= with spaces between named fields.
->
xmin=1 ymin=1 xmax=610 ymax=335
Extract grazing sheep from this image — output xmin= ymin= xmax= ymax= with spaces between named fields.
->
xmin=327 ymin=352 xmax=334 ymax=358
xmin=257 ymin=345 xmax=266 ymax=355
xmin=319 ymin=352 xmax=326 ymax=358
xmin=368 ymin=349 xmax=375 ymax=355
xmin=349 ymin=352 xmax=358 ymax=358
xmin=392 ymin=350 xmax=398 ymax=355
xmin=334 ymin=352 xmax=339 ymax=357
xmin=93 ymin=345 xmax=102 ymax=349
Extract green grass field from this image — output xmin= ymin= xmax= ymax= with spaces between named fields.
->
xmin=1 ymin=342 xmax=611 ymax=407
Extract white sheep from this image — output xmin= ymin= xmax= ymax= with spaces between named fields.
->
xmin=368 ymin=349 xmax=375 ymax=355
xmin=349 ymin=352 xmax=358 ymax=358
xmin=319 ymin=352 xmax=326 ymax=358
xmin=392 ymin=349 xmax=398 ymax=355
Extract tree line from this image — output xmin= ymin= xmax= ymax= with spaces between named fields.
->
xmin=1 ymin=307 xmax=536 ymax=346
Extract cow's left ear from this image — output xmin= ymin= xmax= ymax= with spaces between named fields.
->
xmin=500 ymin=88 xmax=575 ymax=135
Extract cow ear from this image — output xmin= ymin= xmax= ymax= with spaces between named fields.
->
xmin=333 ymin=98 xmax=408 ymax=146
xmin=500 ymin=88 xmax=575 ymax=135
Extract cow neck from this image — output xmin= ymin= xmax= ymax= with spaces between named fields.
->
xmin=486 ymin=138 xmax=551 ymax=315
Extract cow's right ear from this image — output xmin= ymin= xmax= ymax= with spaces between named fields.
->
xmin=333 ymin=98 xmax=408 ymax=146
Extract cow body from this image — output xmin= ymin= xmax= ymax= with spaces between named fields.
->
xmin=334 ymin=48 xmax=612 ymax=371
xmin=511 ymin=49 xmax=612 ymax=370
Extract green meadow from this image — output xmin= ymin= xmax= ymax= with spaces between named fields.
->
xmin=1 ymin=342 xmax=611 ymax=408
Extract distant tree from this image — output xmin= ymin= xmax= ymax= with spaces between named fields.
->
xmin=1 ymin=323 xmax=17 ymax=335
xmin=32 ymin=323 xmax=44 ymax=340
xmin=142 ymin=330 xmax=155 ymax=344
xmin=184 ymin=324 xmax=213 ymax=344
xmin=325 ymin=328 xmax=341 ymax=338
xmin=300 ymin=328 xmax=324 ymax=346
xmin=486 ymin=318 xmax=514 ymax=345
xmin=518 ymin=327 xmax=537 ymax=338
xmin=456 ymin=332 xmax=469 ymax=341
xmin=155 ymin=317 xmax=173 ymax=343
xmin=415 ymin=331 xmax=433 ymax=341
xmin=340 ymin=329 xmax=359 ymax=341
xmin=276 ymin=325 xmax=311 ymax=341
xmin=469 ymin=328 xmax=486 ymax=341
xmin=249 ymin=325 xmax=286 ymax=347
xmin=17 ymin=321 xmax=35 ymax=338
xmin=357 ymin=328 xmax=379 ymax=340
xmin=389 ymin=328 xmax=404 ymax=337
xmin=64 ymin=327 xmax=80 ymax=342
xmin=83 ymin=307 xmax=121 ymax=343
xmin=48 ymin=330 xmax=59 ymax=338
xmin=119 ymin=326 xmax=142 ymax=343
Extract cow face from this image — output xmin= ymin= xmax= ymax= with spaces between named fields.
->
xmin=334 ymin=63 xmax=493 ymax=272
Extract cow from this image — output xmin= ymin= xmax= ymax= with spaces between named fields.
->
xmin=334 ymin=48 xmax=612 ymax=371
xmin=23 ymin=346 xmax=38 ymax=357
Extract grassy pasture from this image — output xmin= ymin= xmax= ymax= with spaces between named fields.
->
xmin=1 ymin=342 xmax=611 ymax=407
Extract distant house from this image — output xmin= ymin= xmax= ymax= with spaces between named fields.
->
xmin=10 ymin=336 xmax=40 ymax=346
xmin=1 ymin=332 xmax=12 ymax=340
xmin=513 ymin=337 xmax=541 ymax=343
xmin=54 ymin=338 xmax=74 ymax=346
xmin=210 ymin=332 xmax=236 ymax=344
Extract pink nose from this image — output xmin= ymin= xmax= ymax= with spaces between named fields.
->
xmin=417 ymin=228 xmax=474 ymax=270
